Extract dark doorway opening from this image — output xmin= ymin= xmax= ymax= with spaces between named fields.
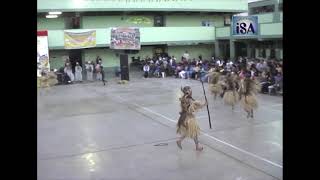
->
xmin=69 ymin=50 xmax=82 ymax=73
xmin=235 ymin=41 xmax=247 ymax=58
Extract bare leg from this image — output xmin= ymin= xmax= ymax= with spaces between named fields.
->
xmin=246 ymin=109 xmax=250 ymax=118
xmin=176 ymin=136 xmax=185 ymax=150
xmin=194 ymin=136 xmax=203 ymax=151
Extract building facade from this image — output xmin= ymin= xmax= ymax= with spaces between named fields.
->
xmin=37 ymin=0 xmax=282 ymax=72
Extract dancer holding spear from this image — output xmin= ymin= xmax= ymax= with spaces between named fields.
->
xmin=176 ymin=86 xmax=208 ymax=151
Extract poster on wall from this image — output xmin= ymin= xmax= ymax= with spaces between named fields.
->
xmin=37 ymin=30 xmax=50 ymax=77
xmin=232 ymin=16 xmax=258 ymax=36
xmin=64 ymin=30 xmax=96 ymax=49
xmin=110 ymin=27 xmax=140 ymax=50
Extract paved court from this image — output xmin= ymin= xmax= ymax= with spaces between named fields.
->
xmin=38 ymin=73 xmax=282 ymax=180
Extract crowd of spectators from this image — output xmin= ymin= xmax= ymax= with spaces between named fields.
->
xmin=141 ymin=53 xmax=283 ymax=95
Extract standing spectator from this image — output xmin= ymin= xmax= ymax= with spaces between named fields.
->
xmin=96 ymin=56 xmax=102 ymax=65
xmin=160 ymin=64 xmax=166 ymax=78
xmin=95 ymin=61 xmax=102 ymax=80
xmin=256 ymin=60 xmax=263 ymax=72
xmin=64 ymin=62 xmax=74 ymax=82
xmin=100 ymin=65 xmax=106 ymax=85
xmin=183 ymin=51 xmax=189 ymax=61
xmin=143 ymin=63 xmax=150 ymax=78
xmin=86 ymin=61 xmax=94 ymax=81
xmin=276 ymin=64 xmax=282 ymax=74
xmin=74 ymin=62 xmax=83 ymax=82
xmin=194 ymin=65 xmax=200 ymax=80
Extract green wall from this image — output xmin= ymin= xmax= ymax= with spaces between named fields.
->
xmin=83 ymin=48 xmax=120 ymax=68
xmin=82 ymin=47 xmax=153 ymax=67
xmin=49 ymin=50 xmax=69 ymax=69
xmin=82 ymin=15 xmax=154 ymax=29
xmin=166 ymin=15 xmax=224 ymax=27
xmin=256 ymin=13 xmax=274 ymax=24
xmin=46 ymin=27 xmax=215 ymax=49
xmin=260 ymin=23 xmax=282 ymax=36
xmin=168 ymin=44 xmax=214 ymax=61
xmin=127 ymin=46 xmax=154 ymax=62
xmin=82 ymin=14 xmax=225 ymax=28
xmin=81 ymin=44 xmax=214 ymax=68
xmin=38 ymin=0 xmax=247 ymax=13
xmin=216 ymin=27 xmax=230 ymax=38
xmin=37 ymin=17 xmax=65 ymax=30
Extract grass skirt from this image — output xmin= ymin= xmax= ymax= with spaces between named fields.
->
xmin=223 ymin=91 xmax=239 ymax=106
xmin=241 ymin=95 xmax=258 ymax=112
xmin=177 ymin=115 xmax=200 ymax=138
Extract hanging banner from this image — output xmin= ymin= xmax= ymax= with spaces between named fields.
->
xmin=37 ymin=30 xmax=50 ymax=77
xmin=110 ymin=27 xmax=140 ymax=50
xmin=64 ymin=30 xmax=96 ymax=49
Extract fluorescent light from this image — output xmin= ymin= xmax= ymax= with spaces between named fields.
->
xmin=46 ymin=15 xmax=58 ymax=18
xmin=49 ymin=12 xmax=62 ymax=15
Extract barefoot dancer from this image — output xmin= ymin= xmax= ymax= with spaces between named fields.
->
xmin=176 ymin=86 xmax=207 ymax=151
xmin=239 ymin=73 xmax=260 ymax=118
xmin=207 ymin=68 xmax=223 ymax=100
xmin=222 ymin=73 xmax=239 ymax=110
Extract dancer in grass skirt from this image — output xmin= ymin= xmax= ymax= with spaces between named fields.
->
xmin=176 ymin=86 xmax=207 ymax=151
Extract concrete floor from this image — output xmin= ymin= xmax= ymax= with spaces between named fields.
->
xmin=38 ymin=72 xmax=282 ymax=180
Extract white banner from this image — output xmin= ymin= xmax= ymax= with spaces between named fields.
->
xmin=37 ymin=31 xmax=50 ymax=77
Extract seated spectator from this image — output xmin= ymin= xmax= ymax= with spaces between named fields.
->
xmin=143 ymin=63 xmax=150 ymax=78
xmin=268 ymin=73 xmax=283 ymax=94
xmin=179 ymin=70 xmax=186 ymax=79
xmin=194 ymin=65 xmax=200 ymax=80
xmin=154 ymin=64 xmax=161 ymax=78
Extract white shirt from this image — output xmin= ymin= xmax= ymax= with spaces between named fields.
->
xmin=183 ymin=53 xmax=189 ymax=60
xmin=143 ymin=65 xmax=150 ymax=72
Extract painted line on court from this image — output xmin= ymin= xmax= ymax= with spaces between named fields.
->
xmin=129 ymin=101 xmax=283 ymax=169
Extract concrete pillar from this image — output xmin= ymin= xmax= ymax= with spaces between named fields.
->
xmin=275 ymin=40 xmax=281 ymax=60
xmin=273 ymin=1 xmax=280 ymax=22
xmin=255 ymin=48 xmax=259 ymax=58
xmin=246 ymin=42 xmax=253 ymax=58
xmin=230 ymin=40 xmax=235 ymax=60
xmin=215 ymin=40 xmax=220 ymax=58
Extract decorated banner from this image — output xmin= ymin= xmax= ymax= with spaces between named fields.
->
xmin=37 ymin=30 xmax=50 ymax=77
xmin=110 ymin=27 xmax=140 ymax=50
xmin=64 ymin=30 xmax=96 ymax=49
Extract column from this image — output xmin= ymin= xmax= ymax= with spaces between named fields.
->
xmin=246 ymin=42 xmax=253 ymax=58
xmin=230 ymin=39 xmax=235 ymax=60
xmin=215 ymin=40 xmax=220 ymax=58
xmin=273 ymin=2 xmax=280 ymax=23
xmin=275 ymin=40 xmax=281 ymax=60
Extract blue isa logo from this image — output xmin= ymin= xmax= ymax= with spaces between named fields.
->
xmin=232 ymin=16 xmax=258 ymax=36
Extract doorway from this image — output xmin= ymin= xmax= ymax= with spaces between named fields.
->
xmin=69 ymin=49 xmax=82 ymax=73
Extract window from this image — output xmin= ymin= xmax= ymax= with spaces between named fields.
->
xmin=250 ymin=5 xmax=275 ymax=14
xmin=224 ymin=16 xmax=231 ymax=26
xmin=279 ymin=3 xmax=283 ymax=11
xmin=154 ymin=15 xmax=165 ymax=27
xmin=201 ymin=21 xmax=214 ymax=27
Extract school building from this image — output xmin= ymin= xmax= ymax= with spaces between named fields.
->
xmin=37 ymin=0 xmax=283 ymax=72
